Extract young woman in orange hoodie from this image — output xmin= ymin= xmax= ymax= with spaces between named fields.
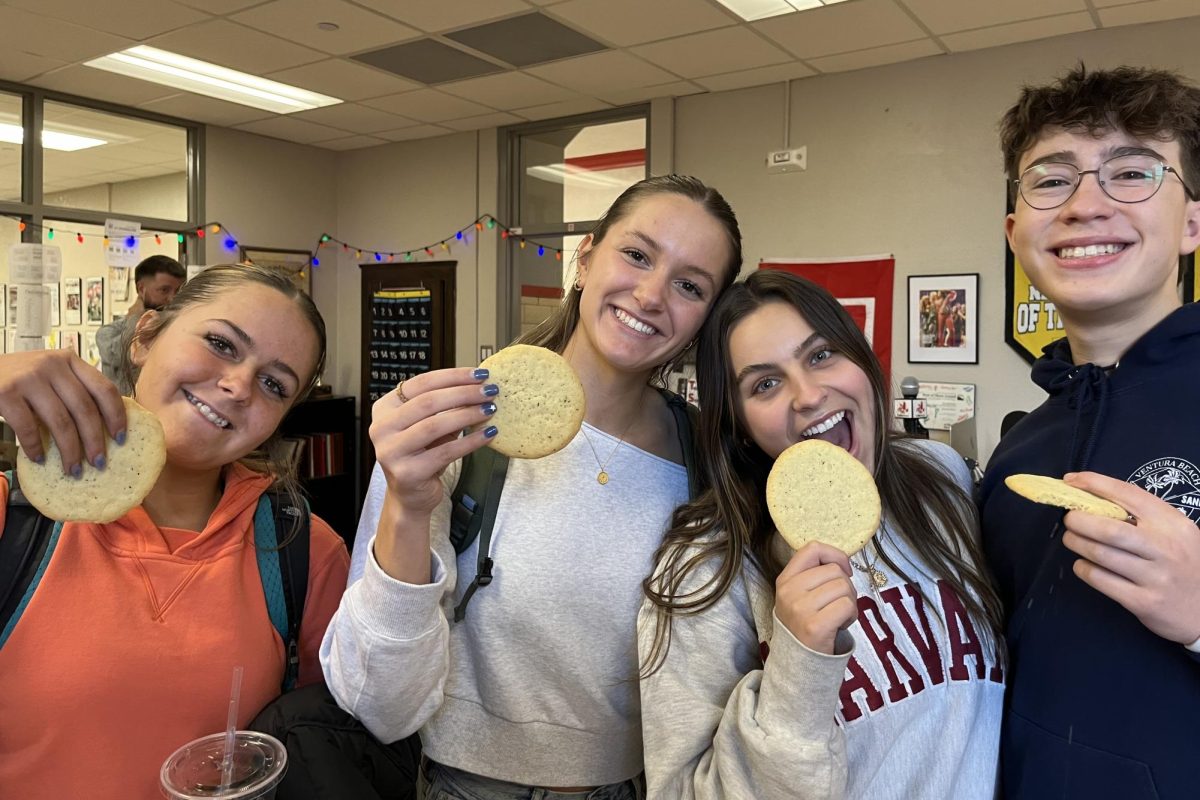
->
xmin=0 ymin=262 xmax=349 ymax=799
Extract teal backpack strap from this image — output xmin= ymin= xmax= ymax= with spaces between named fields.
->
xmin=659 ymin=388 xmax=701 ymax=500
xmin=448 ymin=448 xmax=509 ymax=622
xmin=253 ymin=491 xmax=310 ymax=692
xmin=0 ymin=470 xmax=65 ymax=649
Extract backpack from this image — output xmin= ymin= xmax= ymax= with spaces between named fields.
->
xmin=0 ymin=470 xmax=311 ymax=692
xmin=448 ymin=388 xmax=700 ymax=622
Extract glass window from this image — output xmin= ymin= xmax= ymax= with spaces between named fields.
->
xmin=518 ymin=117 xmax=646 ymax=228
xmin=42 ymin=101 xmax=188 ymax=221
xmin=0 ymin=91 xmax=23 ymax=203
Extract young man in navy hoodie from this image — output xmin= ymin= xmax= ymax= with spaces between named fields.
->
xmin=981 ymin=65 xmax=1200 ymax=799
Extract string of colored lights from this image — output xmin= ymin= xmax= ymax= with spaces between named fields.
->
xmin=2 ymin=213 xmax=571 ymax=267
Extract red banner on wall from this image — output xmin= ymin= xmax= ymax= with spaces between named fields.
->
xmin=759 ymin=255 xmax=895 ymax=380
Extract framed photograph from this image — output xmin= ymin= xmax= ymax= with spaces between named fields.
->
xmin=64 ymin=277 xmax=82 ymax=326
xmin=239 ymin=246 xmax=312 ymax=296
xmin=85 ymin=277 xmax=105 ymax=325
xmin=84 ymin=330 xmax=100 ymax=366
xmin=908 ymin=273 xmax=979 ymax=364
xmin=60 ymin=330 xmax=81 ymax=356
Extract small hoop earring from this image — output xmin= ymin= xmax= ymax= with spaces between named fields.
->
xmin=572 ymin=277 xmax=583 ymax=292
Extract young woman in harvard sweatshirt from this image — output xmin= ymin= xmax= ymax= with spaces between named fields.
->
xmin=638 ymin=270 xmax=1005 ymax=799
xmin=321 ymin=176 xmax=742 ymax=798
xmin=0 ymin=263 xmax=349 ymax=800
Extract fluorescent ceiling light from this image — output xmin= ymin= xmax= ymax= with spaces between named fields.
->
xmin=714 ymin=0 xmax=850 ymax=21
xmin=0 ymin=123 xmax=106 ymax=151
xmin=84 ymin=46 xmax=342 ymax=114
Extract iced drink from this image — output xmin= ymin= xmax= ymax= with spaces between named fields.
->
xmin=161 ymin=731 xmax=286 ymax=799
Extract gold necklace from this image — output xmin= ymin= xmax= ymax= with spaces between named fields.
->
xmin=580 ymin=416 xmax=638 ymax=485
xmin=851 ymin=541 xmax=888 ymax=588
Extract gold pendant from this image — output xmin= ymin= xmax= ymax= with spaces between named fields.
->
xmin=597 ymin=471 xmax=609 ymax=485
xmin=870 ymin=567 xmax=888 ymax=587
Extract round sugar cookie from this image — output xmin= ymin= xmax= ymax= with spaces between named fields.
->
xmin=478 ymin=344 xmax=586 ymax=459
xmin=766 ymin=439 xmax=881 ymax=555
xmin=15 ymin=396 xmax=167 ymax=523
xmin=1004 ymin=474 xmax=1128 ymax=520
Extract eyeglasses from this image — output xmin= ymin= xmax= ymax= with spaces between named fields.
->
xmin=1013 ymin=154 xmax=1198 ymax=210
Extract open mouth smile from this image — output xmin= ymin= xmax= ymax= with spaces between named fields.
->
xmin=183 ymin=389 xmax=231 ymax=429
xmin=612 ymin=306 xmax=658 ymax=336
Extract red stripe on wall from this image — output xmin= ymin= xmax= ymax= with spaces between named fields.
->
xmin=521 ymin=285 xmax=564 ymax=299
xmin=563 ymin=148 xmax=646 ymax=171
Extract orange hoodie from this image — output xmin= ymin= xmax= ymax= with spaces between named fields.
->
xmin=0 ymin=463 xmax=350 ymax=799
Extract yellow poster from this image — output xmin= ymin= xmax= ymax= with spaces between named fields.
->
xmin=1004 ymin=249 xmax=1066 ymax=364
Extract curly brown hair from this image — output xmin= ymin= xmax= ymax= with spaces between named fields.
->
xmin=1000 ymin=64 xmax=1200 ymax=189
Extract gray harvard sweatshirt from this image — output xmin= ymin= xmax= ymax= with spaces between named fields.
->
xmin=320 ymin=423 xmax=689 ymax=787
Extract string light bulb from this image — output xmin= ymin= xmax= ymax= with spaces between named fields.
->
xmin=312 ymin=257 xmax=320 ymax=267
xmin=77 ymin=233 xmax=84 ymax=244
xmin=210 ymin=224 xmax=220 ymax=234
xmin=486 ymin=218 xmax=495 ymax=229
xmin=196 ymin=227 xmax=205 ymax=238
xmin=155 ymin=234 xmax=162 ymax=245
xmin=18 ymin=221 xmax=26 ymax=232
xmin=519 ymin=239 xmax=526 ymax=249
xmin=177 ymin=233 xmax=184 ymax=244
xmin=456 ymin=230 xmax=463 ymax=240
xmin=125 ymin=236 xmax=136 ymax=248
xmin=47 ymin=228 xmax=54 ymax=240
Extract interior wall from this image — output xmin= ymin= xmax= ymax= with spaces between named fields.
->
xmin=203 ymin=126 xmax=338 ymax=382
xmin=672 ymin=15 xmax=1200 ymax=466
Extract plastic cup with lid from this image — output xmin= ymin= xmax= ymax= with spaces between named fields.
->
xmin=160 ymin=731 xmax=287 ymax=799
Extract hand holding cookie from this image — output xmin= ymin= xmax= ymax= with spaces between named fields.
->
xmin=0 ymin=350 xmax=127 ymax=478
xmin=775 ymin=541 xmax=857 ymax=655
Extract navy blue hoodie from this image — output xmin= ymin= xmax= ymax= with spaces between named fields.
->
xmin=981 ymin=303 xmax=1200 ymax=800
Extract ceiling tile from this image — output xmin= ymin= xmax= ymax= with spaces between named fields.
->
xmin=362 ymin=89 xmax=496 ymax=122
xmin=1100 ymin=0 xmax=1200 ymax=27
xmin=631 ymin=26 xmax=792 ymax=78
xmin=235 ymin=116 xmax=352 ymax=144
xmin=375 ymin=124 xmax=456 ymax=141
xmin=311 ymin=134 xmax=389 ymax=150
xmin=0 ymin=50 xmax=69 ymax=83
xmin=596 ymin=80 xmax=706 ymax=106
xmin=441 ymin=111 xmax=525 ymax=130
xmin=0 ymin=7 xmax=135 ymax=63
xmin=941 ymin=12 xmax=1094 ymax=52
xmin=138 ymin=94 xmax=275 ymax=127
xmin=513 ymin=97 xmax=615 ymax=120
xmin=233 ymin=0 xmax=420 ymax=56
xmin=444 ymin=12 xmax=607 ymax=67
xmin=754 ymin=0 xmax=927 ymax=59
xmin=440 ymin=72 xmax=579 ymax=108
xmin=696 ymin=61 xmax=817 ymax=92
xmin=353 ymin=39 xmax=504 ymax=84
xmin=351 ymin=0 xmax=529 ymax=33
xmin=292 ymin=102 xmax=416 ymax=132
xmin=266 ymin=59 xmax=422 ymax=101
xmin=172 ymin=0 xmax=265 ymax=13
xmin=146 ymin=19 xmax=325 ymax=75
xmin=901 ymin=0 xmax=1087 ymax=34
xmin=3 ymin=0 xmax=210 ymax=41
xmin=808 ymin=38 xmax=941 ymax=74
xmin=31 ymin=66 xmax=180 ymax=107
xmin=525 ymin=51 xmax=677 ymax=94
xmin=546 ymin=0 xmax=736 ymax=47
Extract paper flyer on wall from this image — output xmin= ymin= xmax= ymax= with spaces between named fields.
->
xmin=104 ymin=219 xmax=141 ymax=267
xmin=15 ymin=285 xmax=51 ymax=338
xmin=9 ymin=243 xmax=63 ymax=285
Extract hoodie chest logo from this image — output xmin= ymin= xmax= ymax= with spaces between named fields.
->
xmin=1129 ymin=458 xmax=1200 ymax=523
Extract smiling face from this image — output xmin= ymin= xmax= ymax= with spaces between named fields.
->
xmin=130 ymin=284 xmax=320 ymax=472
xmin=729 ymin=301 xmax=877 ymax=473
xmin=571 ymin=193 xmax=734 ymax=377
xmin=1006 ymin=126 xmax=1200 ymax=328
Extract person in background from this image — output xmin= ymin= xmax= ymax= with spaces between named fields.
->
xmin=639 ymin=269 xmax=1004 ymax=799
xmin=96 ymin=253 xmax=186 ymax=394
xmin=981 ymin=65 xmax=1200 ymax=799
xmin=0 ymin=263 xmax=349 ymax=799
xmin=321 ymin=175 xmax=742 ymax=799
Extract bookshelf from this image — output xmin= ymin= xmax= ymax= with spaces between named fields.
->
xmin=280 ymin=394 xmax=358 ymax=549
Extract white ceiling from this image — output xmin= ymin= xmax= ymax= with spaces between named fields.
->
xmin=0 ymin=0 xmax=1196 ymax=156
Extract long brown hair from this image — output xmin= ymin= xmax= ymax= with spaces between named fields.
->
xmin=518 ymin=174 xmax=742 ymax=383
xmin=642 ymin=270 xmax=1005 ymax=674
xmin=127 ymin=262 xmax=328 ymax=542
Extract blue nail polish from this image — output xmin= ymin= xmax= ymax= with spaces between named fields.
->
xmin=484 ymin=425 xmax=498 ymax=438
xmin=481 ymin=402 xmax=497 ymax=416
xmin=115 ymin=430 xmax=127 ymax=445
xmin=32 ymin=454 xmax=44 ymax=465
xmin=70 ymin=464 xmax=83 ymax=479
xmin=473 ymin=368 xmax=489 ymax=381
xmin=482 ymin=383 xmax=499 ymax=397
xmin=92 ymin=455 xmax=106 ymax=470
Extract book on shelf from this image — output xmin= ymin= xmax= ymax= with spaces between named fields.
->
xmin=282 ymin=432 xmax=345 ymax=479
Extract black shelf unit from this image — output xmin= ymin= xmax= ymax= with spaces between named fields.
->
xmin=280 ymin=394 xmax=359 ymax=549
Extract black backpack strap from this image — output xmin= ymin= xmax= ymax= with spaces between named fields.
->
xmin=0 ymin=470 xmax=60 ymax=648
xmin=449 ymin=448 xmax=509 ymax=622
xmin=658 ymin=388 xmax=701 ymax=500
xmin=255 ymin=489 xmax=310 ymax=692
